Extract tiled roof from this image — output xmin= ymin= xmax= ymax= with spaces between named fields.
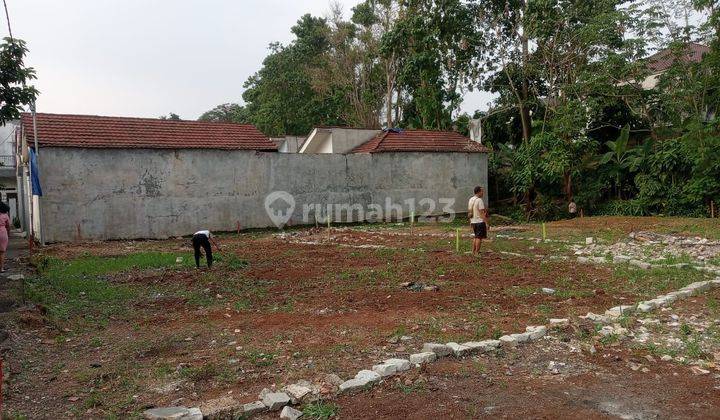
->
xmin=351 ymin=129 xmax=489 ymax=153
xmin=20 ymin=113 xmax=278 ymax=151
xmin=646 ymin=43 xmax=710 ymax=73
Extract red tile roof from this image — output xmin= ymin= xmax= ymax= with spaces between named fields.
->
xmin=351 ymin=129 xmax=489 ymax=153
xmin=646 ymin=43 xmax=710 ymax=73
xmin=20 ymin=113 xmax=278 ymax=151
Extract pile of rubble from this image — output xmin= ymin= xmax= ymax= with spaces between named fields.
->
xmin=573 ymin=231 xmax=720 ymax=266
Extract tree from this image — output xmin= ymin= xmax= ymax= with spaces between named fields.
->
xmin=382 ymin=0 xmax=477 ymax=129
xmin=242 ymin=14 xmax=348 ymax=136
xmin=198 ymin=103 xmax=249 ymax=123
xmin=0 ymin=37 xmax=38 ymax=126
xmin=159 ymin=113 xmax=181 ymax=120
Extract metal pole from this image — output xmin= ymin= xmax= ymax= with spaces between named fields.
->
xmin=30 ymin=102 xmax=43 ymax=245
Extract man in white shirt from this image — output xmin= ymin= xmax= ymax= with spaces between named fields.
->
xmin=192 ymin=230 xmax=221 ymax=268
xmin=468 ymin=186 xmax=488 ymax=254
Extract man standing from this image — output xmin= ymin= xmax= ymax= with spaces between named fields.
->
xmin=468 ymin=186 xmax=488 ymax=254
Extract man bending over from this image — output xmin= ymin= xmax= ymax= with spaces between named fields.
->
xmin=192 ymin=229 xmax=220 ymax=268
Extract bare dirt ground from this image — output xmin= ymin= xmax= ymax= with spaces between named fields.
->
xmin=2 ymin=217 xmax=719 ymax=419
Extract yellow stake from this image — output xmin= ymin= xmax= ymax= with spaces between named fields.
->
xmin=456 ymin=228 xmax=460 ymax=252
xmin=542 ymin=222 xmax=547 ymax=241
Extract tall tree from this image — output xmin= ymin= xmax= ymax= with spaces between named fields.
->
xmin=242 ymin=15 xmax=348 ymax=136
xmin=0 ymin=37 xmax=38 ymax=126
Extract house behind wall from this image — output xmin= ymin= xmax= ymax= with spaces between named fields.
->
xmin=20 ymin=114 xmax=489 ymax=242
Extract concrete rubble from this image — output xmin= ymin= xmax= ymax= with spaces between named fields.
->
xmin=242 ymin=401 xmax=267 ymax=416
xmin=446 ymin=342 xmax=472 ymax=357
xmin=409 ymin=352 xmax=437 ymax=364
xmin=143 ymin=407 xmax=203 ymax=420
xmin=339 ymin=370 xmax=381 ymax=393
xmin=262 ymin=392 xmax=291 ymax=411
xmin=280 ymin=406 xmax=304 ymax=420
xmin=422 ymin=343 xmax=453 ymax=357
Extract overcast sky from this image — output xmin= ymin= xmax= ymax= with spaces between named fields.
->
xmin=6 ymin=0 xmax=493 ymax=121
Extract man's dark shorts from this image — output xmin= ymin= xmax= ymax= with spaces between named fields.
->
xmin=472 ymin=222 xmax=487 ymax=239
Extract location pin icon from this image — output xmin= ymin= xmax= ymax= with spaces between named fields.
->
xmin=264 ymin=191 xmax=296 ymax=228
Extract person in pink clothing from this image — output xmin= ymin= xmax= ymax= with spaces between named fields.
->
xmin=0 ymin=202 xmax=10 ymax=272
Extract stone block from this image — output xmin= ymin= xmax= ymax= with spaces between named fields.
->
xmin=422 ymin=343 xmax=452 ymax=357
xmin=372 ymin=363 xmax=397 ymax=377
xmin=525 ymin=326 xmax=547 ymax=340
xmin=446 ymin=342 xmax=472 ymax=357
xmin=339 ymin=370 xmax=381 ymax=393
xmin=409 ymin=352 xmax=436 ymax=364
xmin=549 ymin=318 xmax=569 ymax=327
xmin=383 ymin=358 xmax=411 ymax=372
xmin=280 ymin=406 xmax=303 ymax=420
xmin=262 ymin=392 xmax=291 ymax=411
xmin=242 ymin=401 xmax=267 ymax=416
xmin=143 ymin=407 xmax=203 ymax=420
xmin=499 ymin=335 xmax=517 ymax=347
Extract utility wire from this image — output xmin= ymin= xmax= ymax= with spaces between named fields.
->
xmin=2 ymin=0 xmax=12 ymax=40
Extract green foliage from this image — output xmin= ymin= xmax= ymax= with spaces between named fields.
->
xmin=0 ymin=38 xmax=38 ymax=125
xmin=198 ymin=103 xmax=249 ymax=123
xmin=303 ymin=401 xmax=339 ymax=419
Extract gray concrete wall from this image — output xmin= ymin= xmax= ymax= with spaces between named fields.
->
xmin=38 ymin=148 xmax=488 ymax=242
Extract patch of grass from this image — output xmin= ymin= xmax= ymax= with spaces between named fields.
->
xmin=610 ymin=265 xmax=711 ymax=297
xmin=245 ymin=350 xmax=276 ymax=367
xmin=507 ymin=285 xmax=536 ymax=297
xmin=178 ymin=363 xmax=220 ymax=382
xmin=707 ymin=296 xmax=719 ymax=313
xmin=215 ymin=253 xmax=248 ymax=270
xmin=34 ymin=252 xmax=191 ymax=278
xmin=684 ymin=337 xmax=706 ymax=360
xmin=303 ymin=400 xmax=339 ymax=419
xmin=233 ymin=299 xmax=252 ymax=311
xmin=599 ymin=333 xmax=620 ymax=345
xmin=396 ymin=382 xmax=425 ymax=394
xmin=680 ymin=323 xmax=693 ymax=336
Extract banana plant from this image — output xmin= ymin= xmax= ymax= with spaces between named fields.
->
xmin=600 ymin=125 xmax=633 ymax=199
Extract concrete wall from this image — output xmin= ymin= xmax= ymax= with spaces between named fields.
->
xmin=37 ymin=148 xmax=488 ymax=242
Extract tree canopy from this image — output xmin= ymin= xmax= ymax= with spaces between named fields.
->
xmin=200 ymin=0 xmax=720 ymax=219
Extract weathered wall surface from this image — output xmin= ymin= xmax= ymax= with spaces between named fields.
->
xmin=39 ymin=148 xmax=488 ymax=242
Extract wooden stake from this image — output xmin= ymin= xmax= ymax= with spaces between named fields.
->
xmin=410 ymin=211 xmax=414 ymax=235
xmin=327 ymin=212 xmax=331 ymax=241
xmin=236 ymin=221 xmax=241 ymax=235
xmin=542 ymin=222 xmax=547 ymax=241
xmin=712 ymin=201 xmax=715 ymax=218
xmin=455 ymin=228 xmax=460 ymax=253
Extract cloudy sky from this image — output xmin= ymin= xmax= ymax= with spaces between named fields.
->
xmin=6 ymin=0 xmax=493 ymax=121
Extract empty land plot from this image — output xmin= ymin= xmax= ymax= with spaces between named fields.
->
xmin=4 ymin=217 xmax=718 ymax=418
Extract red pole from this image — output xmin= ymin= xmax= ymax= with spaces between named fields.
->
xmin=236 ymin=221 xmax=241 ymax=235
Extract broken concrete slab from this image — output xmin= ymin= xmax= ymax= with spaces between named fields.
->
xmin=242 ymin=401 xmax=267 ymax=417
xmin=262 ymin=392 xmax=291 ymax=411
xmin=280 ymin=406 xmax=304 ymax=420
xmin=446 ymin=342 xmax=472 ymax=357
xmin=339 ymin=370 xmax=381 ymax=393
xmin=143 ymin=407 xmax=203 ymax=420
xmin=605 ymin=305 xmax=635 ymax=318
xmin=629 ymin=259 xmax=652 ymax=270
xmin=636 ymin=302 xmax=654 ymax=312
xmin=409 ymin=352 xmax=436 ymax=364
xmin=462 ymin=340 xmax=500 ymax=353
xmin=549 ymin=318 xmax=569 ymax=327
xmin=422 ymin=342 xmax=452 ymax=357
xmin=510 ymin=332 xmax=530 ymax=343
xmin=372 ymin=363 xmax=397 ymax=377
xmin=525 ymin=325 xmax=547 ymax=340
xmin=284 ymin=383 xmax=312 ymax=403
xmin=580 ymin=312 xmax=611 ymax=324
xmin=499 ymin=335 xmax=518 ymax=347
xmin=383 ymin=358 xmax=411 ymax=372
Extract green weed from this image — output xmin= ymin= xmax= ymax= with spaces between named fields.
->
xmin=303 ymin=400 xmax=339 ymax=419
